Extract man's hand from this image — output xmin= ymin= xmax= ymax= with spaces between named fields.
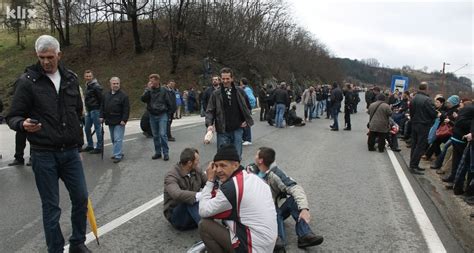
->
xmin=100 ymin=118 xmax=104 ymax=123
xmin=463 ymin=133 xmax=472 ymax=142
xmin=437 ymin=111 xmax=442 ymax=118
xmin=207 ymin=125 xmax=214 ymax=133
xmin=23 ymin=118 xmax=42 ymax=133
xmin=444 ymin=118 xmax=450 ymax=123
xmin=299 ymin=209 xmax=311 ymax=223
xmin=240 ymin=121 xmax=247 ymax=128
xmin=206 ymin=162 xmax=216 ymax=182
xmin=453 ymin=112 xmax=458 ymax=118
xmin=120 ymin=121 xmax=126 ymax=126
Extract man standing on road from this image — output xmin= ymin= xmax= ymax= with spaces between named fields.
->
xmin=198 ymin=144 xmax=277 ymax=252
xmin=409 ymin=82 xmax=438 ymax=174
xmin=100 ymin=77 xmax=129 ymax=163
xmin=205 ymin=68 xmax=253 ymax=158
xmin=164 ymin=148 xmax=206 ymax=230
xmin=165 ymin=80 xmax=178 ymax=142
xmin=141 ymin=74 xmax=174 ymax=161
xmin=273 ymin=82 xmax=290 ymax=128
xmin=301 ymin=86 xmax=316 ymax=122
xmin=330 ymin=82 xmax=343 ymax=131
xmin=343 ymin=83 xmax=355 ymax=131
xmin=83 ymin=70 xmax=103 ymax=154
xmin=251 ymin=147 xmax=324 ymax=250
xmin=240 ymin=78 xmax=255 ymax=146
xmin=7 ymin=35 xmax=90 ymax=253
xmin=202 ymin=75 xmax=221 ymax=114
xmin=258 ymin=84 xmax=268 ymax=121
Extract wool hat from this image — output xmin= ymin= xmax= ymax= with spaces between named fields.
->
xmin=214 ymin=144 xmax=240 ymax=162
xmin=447 ymin=95 xmax=460 ymax=106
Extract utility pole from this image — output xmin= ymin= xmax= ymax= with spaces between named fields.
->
xmin=441 ymin=62 xmax=450 ymax=95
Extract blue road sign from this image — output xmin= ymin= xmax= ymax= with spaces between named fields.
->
xmin=391 ymin=75 xmax=409 ymax=92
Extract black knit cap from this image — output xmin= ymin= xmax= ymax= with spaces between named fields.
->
xmin=214 ymin=144 xmax=240 ymax=162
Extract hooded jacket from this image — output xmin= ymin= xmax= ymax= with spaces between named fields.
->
xmin=7 ymin=62 xmax=84 ymax=150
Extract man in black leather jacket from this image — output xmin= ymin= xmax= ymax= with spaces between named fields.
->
xmin=6 ymin=35 xmax=90 ymax=253
xmin=409 ymin=82 xmax=438 ymax=174
xmin=83 ymin=69 xmax=103 ymax=154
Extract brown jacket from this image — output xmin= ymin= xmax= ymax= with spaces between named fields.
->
xmin=163 ymin=164 xmax=207 ymax=221
xmin=368 ymin=101 xmax=392 ymax=133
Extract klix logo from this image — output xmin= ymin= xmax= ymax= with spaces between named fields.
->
xmin=6 ymin=6 xmax=37 ymax=20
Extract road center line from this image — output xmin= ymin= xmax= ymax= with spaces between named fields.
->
xmin=64 ymin=194 xmax=164 ymax=252
xmin=387 ymin=150 xmax=446 ymax=253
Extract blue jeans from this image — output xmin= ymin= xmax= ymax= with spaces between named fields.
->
xmin=275 ymin=103 xmax=286 ymax=128
xmin=84 ymin=109 xmax=103 ymax=149
xmin=304 ymin=104 xmax=314 ymax=120
xmin=277 ymin=196 xmax=313 ymax=245
xmin=331 ymin=104 xmax=340 ymax=129
xmin=170 ymin=202 xmax=201 ymax=230
xmin=31 ymin=149 xmax=88 ymax=253
xmin=109 ymin=124 xmax=125 ymax=159
xmin=149 ymin=113 xmax=169 ymax=156
xmin=316 ymin=100 xmax=326 ymax=116
xmin=242 ymin=125 xmax=252 ymax=142
xmin=217 ymin=128 xmax=244 ymax=159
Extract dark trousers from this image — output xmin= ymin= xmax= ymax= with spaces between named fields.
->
xmin=167 ymin=113 xmax=174 ymax=138
xmin=425 ymin=136 xmax=450 ymax=159
xmin=277 ymin=196 xmax=313 ymax=245
xmin=388 ymin=133 xmax=399 ymax=149
xmin=409 ymin=123 xmax=431 ymax=168
xmin=170 ymin=202 xmax=200 ymax=230
xmin=454 ymin=144 xmax=472 ymax=192
xmin=368 ymin=131 xmax=387 ymax=151
xmin=344 ymin=105 xmax=351 ymax=129
xmin=14 ymin=131 xmax=27 ymax=162
xmin=260 ymin=103 xmax=269 ymax=121
xmin=31 ymin=148 xmax=88 ymax=253
xmin=446 ymin=141 xmax=468 ymax=181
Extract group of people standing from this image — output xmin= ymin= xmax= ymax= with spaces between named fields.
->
xmin=365 ymin=82 xmax=474 ymax=211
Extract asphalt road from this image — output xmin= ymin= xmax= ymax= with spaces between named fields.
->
xmin=0 ymin=100 xmax=466 ymax=252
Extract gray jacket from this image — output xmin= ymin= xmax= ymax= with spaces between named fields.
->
xmin=264 ymin=164 xmax=309 ymax=210
xmin=205 ymin=83 xmax=254 ymax=133
xmin=163 ymin=164 xmax=207 ymax=222
xmin=368 ymin=101 xmax=392 ymax=133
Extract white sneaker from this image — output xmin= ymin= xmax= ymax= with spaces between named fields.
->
xmin=242 ymin=141 xmax=252 ymax=146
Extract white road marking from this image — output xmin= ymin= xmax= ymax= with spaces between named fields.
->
xmin=0 ymin=166 xmax=12 ymax=171
xmin=64 ymin=194 xmax=164 ymax=252
xmin=387 ymin=150 xmax=446 ymax=253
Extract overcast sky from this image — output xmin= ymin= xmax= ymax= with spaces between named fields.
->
xmin=288 ymin=0 xmax=473 ymax=81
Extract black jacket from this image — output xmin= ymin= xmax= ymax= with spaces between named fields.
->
xmin=0 ymin=97 xmax=3 ymax=113
xmin=141 ymin=86 xmax=174 ymax=116
xmin=273 ymin=88 xmax=289 ymax=105
xmin=409 ymin=91 xmax=437 ymax=126
xmin=452 ymin=105 xmax=474 ymax=141
xmin=7 ymin=62 xmax=84 ymax=149
xmin=344 ymin=90 xmax=354 ymax=108
xmin=101 ymin=89 xmax=130 ymax=125
xmin=330 ymin=87 xmax=343 ymax=106
xmin=84 ymin=78 xmax=103 ymax=111
xmin=166 ymin=87 xmax=178 ymax=114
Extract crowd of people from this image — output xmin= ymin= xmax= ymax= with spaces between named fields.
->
xmin=365 ymin=83 xmax=474 ymax=210
xmin=2 ymin=33 xmax=473 ymax=253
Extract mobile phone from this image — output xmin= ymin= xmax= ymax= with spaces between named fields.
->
xmin=29 ymin=119 xmax=39 ymax=125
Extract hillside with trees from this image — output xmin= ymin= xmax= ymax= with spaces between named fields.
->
xmin=337 ymin=58 xmax=472 ymax=98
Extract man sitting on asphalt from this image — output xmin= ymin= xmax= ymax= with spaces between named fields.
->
xmin=198 ymin=144 xmax=277 ymax=252
xmin=163 ymin=148 xmax=206 ymax=230
xmin=250 ymin=147 xmax=324 ymax=250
